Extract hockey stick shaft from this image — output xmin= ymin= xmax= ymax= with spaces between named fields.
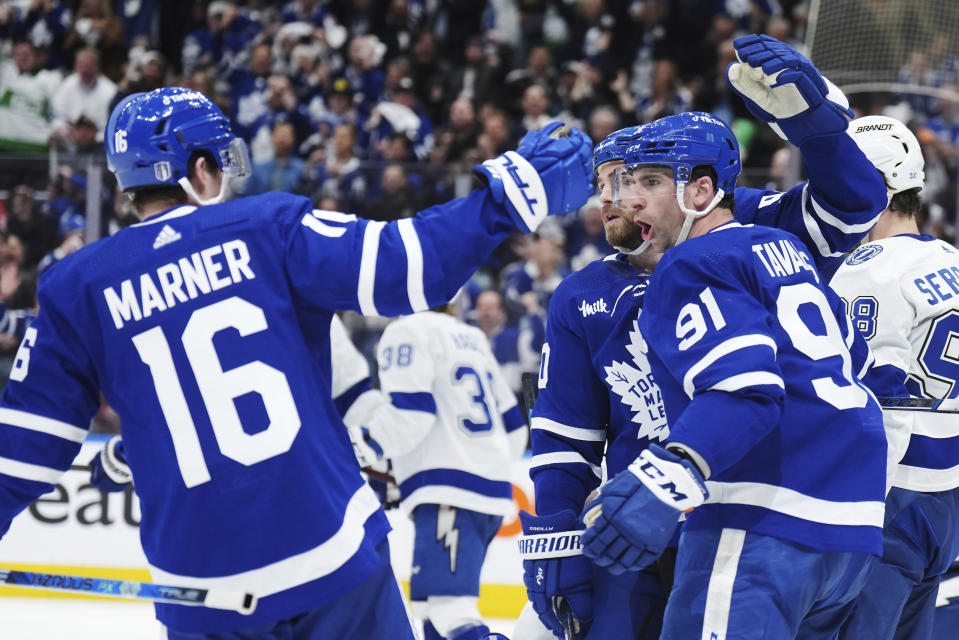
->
xmin=0 ymin=569 xmax=257 ymax=614
xmin=521 ymin=372 xmax=539 ymax=427
xmin=878 ymin=397 xmax=959 ymax=414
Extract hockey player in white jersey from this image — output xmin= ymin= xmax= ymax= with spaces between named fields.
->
xmin=831 ymin=115 xmax=959 ymax=640
xmin=0 ymin=87 xmax=592 ymax=639
xmin=366 ymin=303 xmax=527 ymax=640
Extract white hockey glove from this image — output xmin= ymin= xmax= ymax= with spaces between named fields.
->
xmin=726 ymin=34 xmax=853 ymax=146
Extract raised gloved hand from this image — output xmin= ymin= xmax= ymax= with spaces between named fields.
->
xmin=581 ymin=444 xmax=707 ymax=574
xmin=726 ymin=34 xmax=852 ymax=145
xmin=90 ymin=435 xmax=132 ymax=493
xmin=518 ymin=509 xmax=594 ymax=639
xmin=474 ymin=121 xmax=593 ymax=233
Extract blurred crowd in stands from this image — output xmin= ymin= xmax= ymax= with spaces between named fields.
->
xmin=0 ymin=0 xmax=957 ymax=423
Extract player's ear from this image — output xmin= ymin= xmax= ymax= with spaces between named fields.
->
xmin=690 ymin=175 xmax=716 ymax=210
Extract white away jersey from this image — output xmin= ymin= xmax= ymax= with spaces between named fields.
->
xmin=375 ymin=312 xmax=527 ymax=517
xmin=831 ymin=234 xmax=959 ymax=491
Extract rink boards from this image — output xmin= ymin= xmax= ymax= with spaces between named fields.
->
xmin=0 ymin=435 xmax=533 ymax=619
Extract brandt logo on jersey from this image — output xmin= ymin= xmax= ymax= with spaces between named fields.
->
xmin=579 ymin=298 xmax=609 ymax=317
xmin=153 ymin=224 xmax=182 ymax=249
xmin=845 ymin=244 xmax=883 ymax=266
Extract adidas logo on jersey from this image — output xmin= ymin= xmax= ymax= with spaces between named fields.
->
xmin=579 ymin=298 xmax=609 ymax=317
xmin=153 ymin=224 xmax=182 ymax=249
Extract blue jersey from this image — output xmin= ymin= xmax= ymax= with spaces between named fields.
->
xmin=639 ymin=222 xmax=886 ymax=555
xmin=530 ymin=144 xmax=884 ymax=517
xmin=0 ymin=189 xmax=518 ymax=633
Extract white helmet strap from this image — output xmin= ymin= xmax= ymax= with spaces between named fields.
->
xmin=674 ymin=181 xmax=725 ymax=246
xmin=178 ymin=175 xmax=229 ymax=207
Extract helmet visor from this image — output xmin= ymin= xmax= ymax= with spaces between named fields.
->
xmin=219 ymin=138 xmax=251 ymax=179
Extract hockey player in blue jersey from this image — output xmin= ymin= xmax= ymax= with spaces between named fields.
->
xmin=0 ymin=87 xmax=593 ymax=638
xmin=516 ymin=34 xmax=888 ymax=640
xmin=578 ymin=109 xmax=887 ymax=638
xmin=831 ymin=116 xmax=959 ymax=640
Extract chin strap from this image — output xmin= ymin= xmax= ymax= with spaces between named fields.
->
xmin=674 ymin=182 xmax=725 ymax=246
xmin=613 ymin=238 xmax=651 ymax=256
xmin=178 ymin=176 xmax=230 ymax=206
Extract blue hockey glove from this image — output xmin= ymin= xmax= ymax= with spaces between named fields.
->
xmin=581 ymin=444 xmax=707 ymax=575
xmin=90 ymin=435 xmax=132 ymax=493
xmin=726 ymin=34 xmax=852 ymax=146
xmin=473 ymin=121 xmax=592 ymax=233
xmin=518 ymin=509 xmax=593 ymax=639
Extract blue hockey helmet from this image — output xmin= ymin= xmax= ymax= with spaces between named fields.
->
xmin=106 ymin=87 xmax=249 ymax=205
xmin=592 ymin=125 xmax=644 ymax=175
xmin=621 ymin=112 xmax=740 ymax=244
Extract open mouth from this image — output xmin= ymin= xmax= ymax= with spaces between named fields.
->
xmin=637 ymin=220 xmax=653 ymax=240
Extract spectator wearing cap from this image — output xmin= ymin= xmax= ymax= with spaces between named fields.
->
xmin=6 ymin=185 xmax=58 ymax=269
xmin=37 ymin=212 xmax=85 ymax=276
xmin=50 ymin=47 xmax=116 ymax=147
xmin=303 ymin=76 xmax=358 ymax=157
xmin=110 ymin=45 xmax=167 ymax=112
xmin=181 ymin=1 xmax=262 ymax=77
xmin=242 ymin=121 xmax=307 ymax=196
xmin=0 ymin=39 xmax=61 ymax=153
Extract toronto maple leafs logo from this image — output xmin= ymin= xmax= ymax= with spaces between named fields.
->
xmin=604 ymin=316 xmax=669 ymax=442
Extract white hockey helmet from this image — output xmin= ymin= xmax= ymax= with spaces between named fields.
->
xmin=847 ymin=115 xmax=924 ymax=195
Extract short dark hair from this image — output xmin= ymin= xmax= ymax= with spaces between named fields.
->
xmin=690 ymin=165 xmax=736 ymax=213
xmin=128 ymin=150 xmax=217 ymax=212
xmin=888 ymin=187 xmax=921 ymax=217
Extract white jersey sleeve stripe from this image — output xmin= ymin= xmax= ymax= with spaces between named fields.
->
xmin=149 ymin=483 xmax=382 ymax=596
xmin=531 ymin=451 xmax=603 ymax=478
xmin=809 ymin=192 xmax=881 ymax=234
xmin=709 ymin=372 xmax=784 ymax=394
xmin=358 ymin=221 xmax=385 ymax=315
xmin=800 ymin=185 xmax=843 ymax=258
xmin=683 ymin=334 xmax=778 ymax=398
xmin=312 ymin=209 xmax=357 ymax=223
xmin=397 ymin=219 xmax=428 ymax=312
xmin=0 ymin=455 xmax=65 ymax=484
xmin=704 ymin=480 xmax=884 ymax=527
xmin=0 ymin=408 xmax=87 ymax=443
xmin=530 ymin=416 xmax=606 ymax=442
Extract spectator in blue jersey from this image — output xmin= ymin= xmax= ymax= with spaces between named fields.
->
xmin=37 ymin=212 xmax=84 ymax=276
xmin=517 ymin=34 xmax=890 ymax=640
xmin=245 ymin=75 xmax=313 ymax=165
xmin=241 ymin=121 xmax=307 ymax=196
xmin=180 ymin=1 xmax=261 ymax=77
xmin=578 ymin=42 xmax=889 ymax=639
xmin=298 ymin=121 xmax=368 ymax=213
xmin=0 ymin=86 xmax=593 ymax=639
